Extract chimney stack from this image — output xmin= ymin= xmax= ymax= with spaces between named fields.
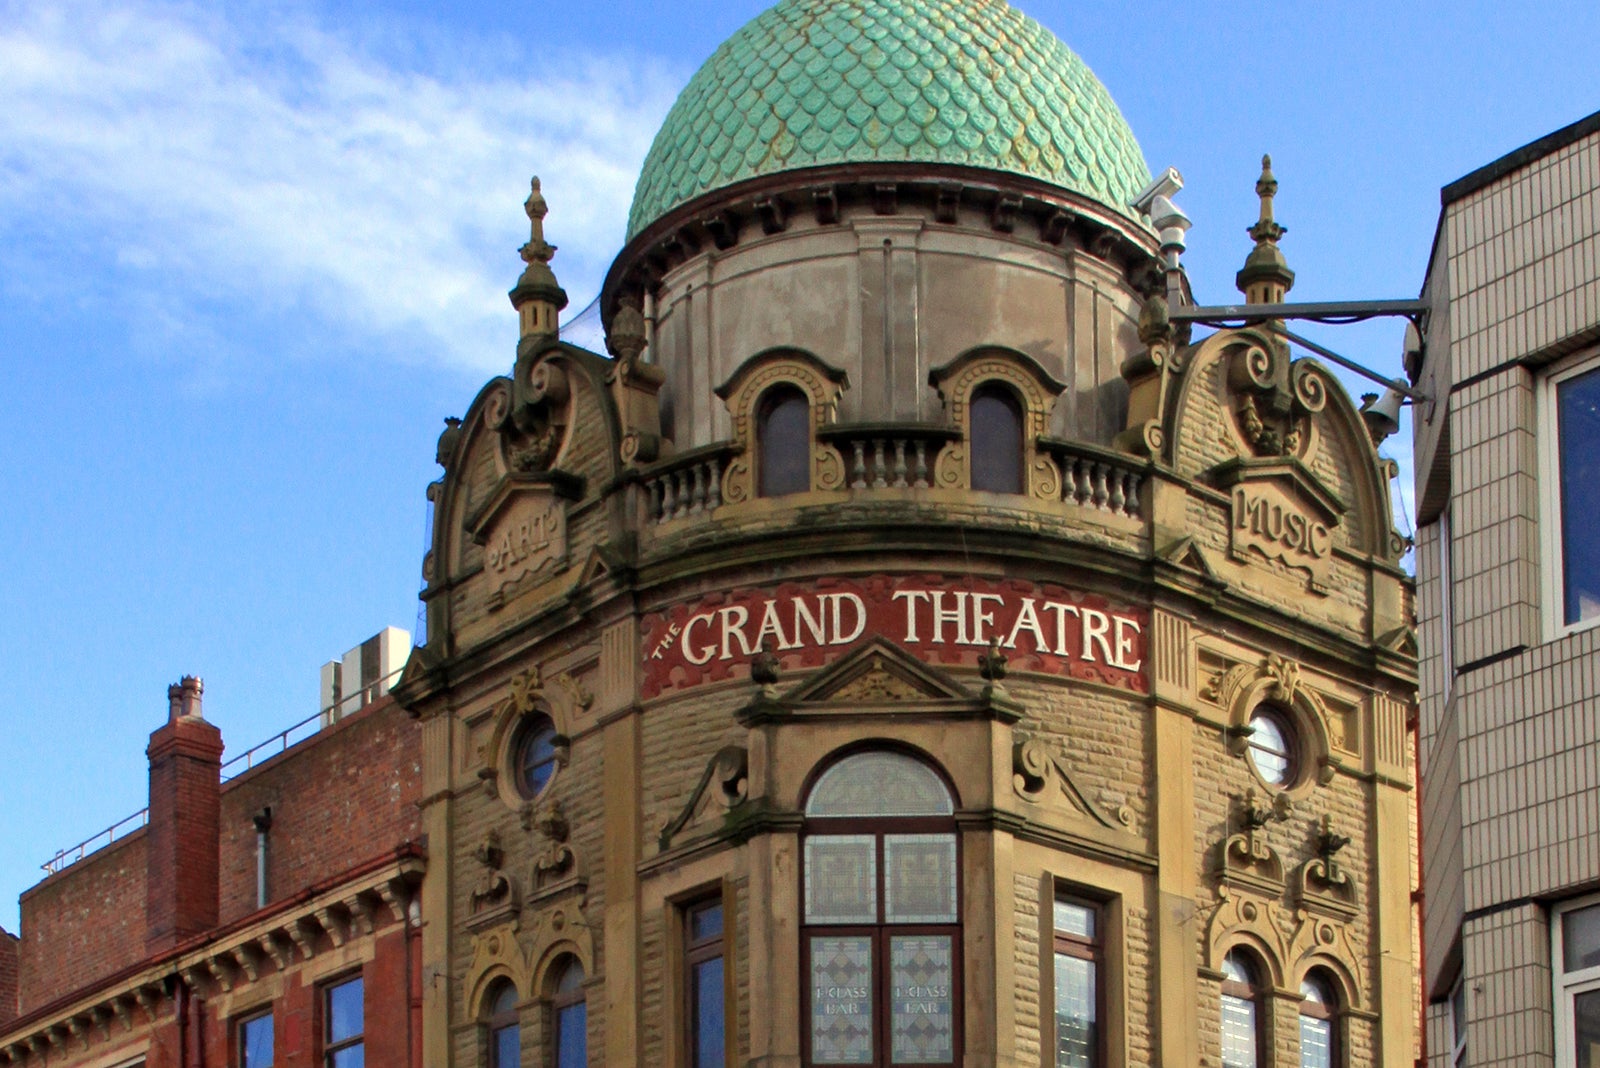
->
xmin=0 ymin=926 xmax=18 ymax=1029
xmin=145 ymin=676 xmax=223 ymax=953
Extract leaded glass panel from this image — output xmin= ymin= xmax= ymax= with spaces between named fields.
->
xmin=806 ymin=753 xmax=954 ymax=817
xmin=1299 ymin=1013 xmax=1331 ymax=1068
xmin=1054 ymin=952 xmax=1095 ymax=1068
xmin=890 ymin=936 xmax=954 ymax=1064
xmin=1220 ymin=992 xmax=1256 ymax=1068
xmin=884 ymin=835 xmax=957 ymax=924
xmin=811 ymin=937 xmax=874 ymax=1064
xmin=1052 ymin=900 xmax=1095 ymax=940
xmin=805 ymin=835 xmax=878 ymax=924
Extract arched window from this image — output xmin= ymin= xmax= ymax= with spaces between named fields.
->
xmin=1299 ymin=971 xmax=1339 ymax=1068
xmin=757 ymin=385 xmax=810 ymax=497
xmin=802 ymin=750 xmax=960 ymax=1067
xmin=513 ymin=714 xmax=559 ymax=799
xmin=1221 ymin=950 xmax=1264 ymax=1068
xmin=550 ymin=958 xmax=586 ymax=1068
xmin=969 ymin=384 xmax=1024 ymax=494
xmin=485 ymin=980 xmax=520 ymax=1068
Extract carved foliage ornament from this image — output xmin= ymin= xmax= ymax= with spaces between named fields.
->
xmin=716 ymin=352 xmax=847 ymax=504
xmin=1226 ymin=337 xmax=1326 ymax=460
xmin=489 ymin=352 xmax=574 ymax=474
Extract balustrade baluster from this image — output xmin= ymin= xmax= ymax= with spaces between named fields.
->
xmin=707 ymin=459 xmax=723 ymax=510
xmin=1092 ymin=464 xmax=1109 ymax=509
xmin=1108 ymin=469 xmax=1125 ymax=513
xmin=662 ymin=473 xmax=678 ymax=519
xmin=690 ymin=464 xmax=707 ymax=514
xmin=892 ymin=440 xmax=908 ymax=488
xmin=871 ymin=440 xmax=888 ymax=488
xmin=852 ymin=441 xmax=867 ymax=489
xmin=913 ymin=442 xmax=928 ymax=487
xmin=1123 ymin=473 xmax=1140 ymax=516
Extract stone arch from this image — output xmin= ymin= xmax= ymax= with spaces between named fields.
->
xmin=1293 ymin=953 xmax=1365 ymax=1014
xmin=929 ymin=345 xmax=1066 ymax=500
xmin=527 ymin=907 xmax=597 ymax=996
xmin=483 ymin=667 xmax=588 ymax=812
xmin=1206 ymin=909 xmax=1289 ymax=990
xmin=796 ymin=741 xmax=960 ymax=815
xmin=715 ymin=347 xmax=849 ymax=503
xmin=1217 ymin=654 xmax=1340 ymax=795
xmin=464 ymin=924 xmax=531 ymax=1021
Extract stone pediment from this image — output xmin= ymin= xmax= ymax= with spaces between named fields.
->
xmin=466 ymin=475 xmax=582 ymax=603
xmin=782 ymin=636 xmax=976 ymax=707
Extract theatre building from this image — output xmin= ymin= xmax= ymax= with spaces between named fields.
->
xmin=0 ymin=1 xmax=1420 ymax=1066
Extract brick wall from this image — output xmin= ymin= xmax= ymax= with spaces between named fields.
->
xmin=217 ymin=696 xmax=422 ymax=925
xmin=17 ymin=831 xmax=148 ymax=1012
xmin=0 ymin=927 xmax=16 ymax=1027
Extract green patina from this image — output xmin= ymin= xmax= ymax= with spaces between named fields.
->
xmin=627 ymin=0 xmax=1151 ymax=240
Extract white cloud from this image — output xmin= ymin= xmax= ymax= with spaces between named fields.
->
xmin=0 ymin=1 xmax=677 ymax=373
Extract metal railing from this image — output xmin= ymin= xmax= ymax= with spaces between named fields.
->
xmin=40 ymin=666 xmax=406 ymax=876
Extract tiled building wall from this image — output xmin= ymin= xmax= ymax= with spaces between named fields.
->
xmin=1444 ymin=130 xmax=1600 ymax=384
xmin=1460 ymin=904 xmax=1556 ymax=1067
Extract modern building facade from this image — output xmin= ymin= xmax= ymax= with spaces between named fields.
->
xmin=0 ymin=2 xmax=1423 ymax=1067
xmin=1412 ymin=109 xmax=1600 ymax=1068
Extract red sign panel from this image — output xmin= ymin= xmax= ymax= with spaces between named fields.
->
xmin=641 ymin=574 xmax=1148 ymax=699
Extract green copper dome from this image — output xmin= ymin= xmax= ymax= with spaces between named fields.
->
xmin=626 ymin=0 xmax=1151 ymax=239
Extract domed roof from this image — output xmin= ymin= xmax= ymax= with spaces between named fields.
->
xmin=626 ymin=0 xmax=1151 ymax=240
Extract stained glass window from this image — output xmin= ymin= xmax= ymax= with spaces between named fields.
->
xmin=805 ymin=835 xmax=878 ymax=925
xmin=802 ymin=750 xmax=961 ymax=1067
xmin=884 ymin=836 xmax=957 ymax=925
xmin=890 ymin=936 xmax=954 ymax=1063
xmin=806 ymin=753 xmax=954 ymax=817
xmin=811 ymin=937 xmax=875 ymax=1064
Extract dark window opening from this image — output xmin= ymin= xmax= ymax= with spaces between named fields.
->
xmin=969 ymin=384 xmax=1024 ymax=494
xmin=758 ymin=386 xmax=811 ymax=497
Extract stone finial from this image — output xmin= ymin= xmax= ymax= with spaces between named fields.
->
xmin=509 ymin=176 xmax=569 ymax=341
xmin=167 ymin=676 xmax=204 ymax=722
xmin=751 ymin=639 xmax=782 ymax=698
xmin=607 ymin=304 xmax=648 ymax=363
xmin=1236 ymin=154 xmax=1295 ymax=305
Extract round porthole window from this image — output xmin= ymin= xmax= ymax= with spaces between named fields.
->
xmin=512 ymin=715 xmax=560 ymax=799
xmin=1247 ymin=706 xmax=1297 ymax=787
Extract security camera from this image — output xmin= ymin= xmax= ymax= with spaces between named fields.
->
xmin=1133 ymin=167 xmax=1184 ymax=216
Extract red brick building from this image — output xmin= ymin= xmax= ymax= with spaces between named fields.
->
xmin=0 ymin=677 xmax=425 ymax=1068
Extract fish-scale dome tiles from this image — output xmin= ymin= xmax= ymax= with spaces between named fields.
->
xmin=626 ymin=0 xmax=1152 ymax=239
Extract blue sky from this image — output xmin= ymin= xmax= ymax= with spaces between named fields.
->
xmin=1 ymin=0 xmax=1597 ymax=934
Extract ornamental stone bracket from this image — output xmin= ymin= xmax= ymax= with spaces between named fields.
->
xmin=1293 ymin=815 xmax=1359 ymax=921
xmin=1214 ymin=789 xmax=1291 ymax=899
xmin=658 ymin=745 xmax=750 ymax=852
xmin=467 ymin=829 xmax=521 ymax=933
xmin=523 ymin=797 xmax=588 ymax=906
xmin=1011 ymin=735 xmax=1135 ymax=833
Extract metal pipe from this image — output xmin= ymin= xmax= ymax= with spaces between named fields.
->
xmin=252 ymin=808 xmax=272 ymax=909
xmin=1272 ymin=325 xmax=1433 ymax=403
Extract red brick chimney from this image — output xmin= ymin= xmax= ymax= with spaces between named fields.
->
xmin=145 ymin=676 xmax=223 ymax=953
xmin=0 ymin=926 xmax=18 ymax=1028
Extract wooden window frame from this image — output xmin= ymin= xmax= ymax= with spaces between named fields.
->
xmin=1297 ymin=971 xmax=1340 ymax=1068
xmin=236 ymin=1007 xmax=274 ymax=1068
xmin=1051 ymin=895 xmax=1103 ymax=1068
xmin=320 ymin=973 xmax=364 ymax=1068
xmin=799 ymin=813 xmax=963 ymax=1068
xmin=685 ymin=896 xmax=729 ymax=1068
xmin=1220 ymin=951 xmax=1264 ymax=1068
xmin=485 ymin=979 xmax=521 ymax=1068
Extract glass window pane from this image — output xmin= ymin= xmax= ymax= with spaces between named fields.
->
xmin=493 ymin=1023 xmax=520 ymax=1068
xmin=692 ymin=902 xmax=724 ymax=942
xmin=1053 ymin=900 xmax=1095 ymax=940
xmin=884 ymin=834 xmax=957 ymax=924
xmin=1566 ymin=904 xmax=1600 ymax=973
xmin=1299 ymin=1013 xmax=1332 ymax=1068
xmin=557 ymin=1002 xmax=587 ymax=1068
xmin=1558 ymin=366 xmax=1600 ymax=625
xmin=491 ymin=982 xmax=519 ymax=1016
xmin=1248 ymin=711 xmax=1292 ymax=786
xmin=759 ymin=389 xmax=810 ymax=497
xmin=327 ymin=978 xmax=363 ymax=1044
xmin=970 ymin=387 xmax=1024 ymax=494
xmin=1575 ymin=987 xmax=1600 ymax=1068
xmin=1220 ymin=992 xmax=1257 ymax=1068
xmin=241 ymin=1014 xmax=273 ymax=1068
xmin=556 ymin=959 xmax=586 ymax=994
xmin=805 ymin=835 xmax=878 ymax=924
xmin=806 ymin=753 xmax=954 ymax=817
xmin=692 ymin=957 xmax=725 ymax=1068
xmin=330 ymin=1048 xmax=364 ymax=1068
xmin=518 ymin=720 xmax=558 ymax=797
xmin=890 ymin=935 xmax=954 ymax=1064
xmin=1054 ymin=951 xmax=1096 ymax=1068
xmin=810 ymin=936 xmax=874 ymax=1064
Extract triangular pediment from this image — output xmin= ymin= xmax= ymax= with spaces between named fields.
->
xmin=1158 ymin=536 xmax=1224 ymax=584
xmin=783 ymin=637 xmax=974 ymax=706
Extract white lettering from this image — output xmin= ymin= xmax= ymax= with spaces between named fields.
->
xmin=682 ymin=613 xmax=717 ymax=666
xmin=893 ymin=590 xmax=930 ymax=642
xmin=792 ymin=597 xmax=828 ymax=646
xmin=828 ymin=593 xmax=866 ymax=644
xmin=1081 ymin=609 xmax=1113 ymax=663
xmin=1005 ymin=597 xmax=1047 ymax=651
xmin=1042 ymin=601 xmax=1081 ymax=656
xmin=971 ymin=593 xmax=1004 ymax=645
xmin=930 ymin=591 xmax=969 ymax=645
xmin=718 ymin=606 xmax=755 ymax=660
xmin=755 ymin=599 xmax=792 ymax=650
xmin=1112 ymin=616 xmax=1142 ymax=672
